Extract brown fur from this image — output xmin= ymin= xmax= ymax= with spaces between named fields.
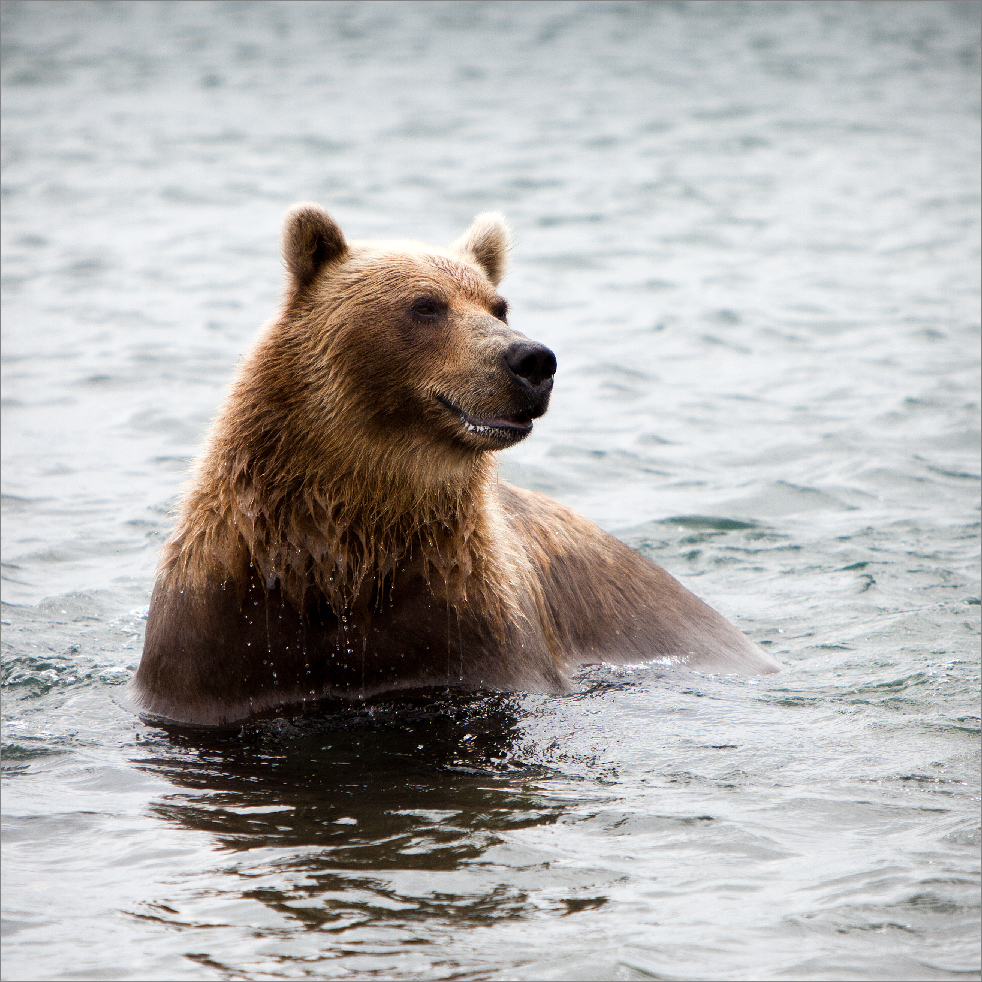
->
xmin=131 ymin=205 xmax=778 ymax=726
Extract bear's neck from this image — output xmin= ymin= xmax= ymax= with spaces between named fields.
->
xmin=174 ymin=431 xmax=504 ymax=619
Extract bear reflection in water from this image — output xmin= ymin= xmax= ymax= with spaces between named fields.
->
xmin=131 ymin=204 xmax=779 ymax=726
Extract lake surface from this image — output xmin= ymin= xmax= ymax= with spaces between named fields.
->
xmin=2 ymin=2 xmax=980 ymax=979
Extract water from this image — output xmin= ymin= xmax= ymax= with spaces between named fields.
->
xmin=2 ymin=2 xmax=979 ymax=979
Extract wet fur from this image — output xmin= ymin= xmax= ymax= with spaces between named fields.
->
xmin=132 ymin=205 xmax=778 ymax=726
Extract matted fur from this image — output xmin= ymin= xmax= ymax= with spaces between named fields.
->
xmin=131 ymin=205 xmax=779 ymax=726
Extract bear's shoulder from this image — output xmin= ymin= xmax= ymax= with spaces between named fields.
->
xmin=494 ymin=480 xmax=779 ymax=675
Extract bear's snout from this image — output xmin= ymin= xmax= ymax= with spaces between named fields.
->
xmin=504 ymin=340 xmax=557 ymax=392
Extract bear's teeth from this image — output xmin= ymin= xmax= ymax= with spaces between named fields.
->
xmin=455 ymin=410 xmax=524 ymax=439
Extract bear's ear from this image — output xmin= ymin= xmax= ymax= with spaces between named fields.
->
xmin=282 ymin=203 xmax=348 ymax=295
xmin=450 ymin=212 xmax=511 ymax=286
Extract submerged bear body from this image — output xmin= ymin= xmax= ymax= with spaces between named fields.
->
xmin=132 ymin=205 xmax=778 ymax=725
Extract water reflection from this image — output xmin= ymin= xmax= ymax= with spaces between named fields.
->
xmin=132 ymin=693 xmax=572 ymax=932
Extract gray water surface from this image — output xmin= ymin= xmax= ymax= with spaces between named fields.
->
xmin=2 ymin=2 xmax=980 ymax=980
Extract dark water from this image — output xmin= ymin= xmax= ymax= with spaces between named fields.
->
xmin=2 ymin=2 xmax=980 ymax=979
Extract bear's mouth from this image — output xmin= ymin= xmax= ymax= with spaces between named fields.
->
xmin=434 ymin=393 xmax=534 ymax=442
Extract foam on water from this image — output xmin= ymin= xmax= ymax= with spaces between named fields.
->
xmin=2 ymin=2 xmax=979 ymax=980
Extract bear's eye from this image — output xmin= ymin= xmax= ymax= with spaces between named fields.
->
xmin=492 ymin=298 xmax=508 ymax=322
xmin=409 ymin=296 xmax=445 ymax=321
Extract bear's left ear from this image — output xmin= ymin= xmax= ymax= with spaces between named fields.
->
xmin=282 ymin=202 xmax=348 ymax=296
xmin=450 ymin=212 xmax=511 ymax=286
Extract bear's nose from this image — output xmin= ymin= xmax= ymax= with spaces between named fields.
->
xmin=504 ymin=341 xmax=557 ymax=389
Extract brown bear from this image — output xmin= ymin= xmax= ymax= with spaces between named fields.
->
xmin=131 ymin=204 xmax=779 ymax=725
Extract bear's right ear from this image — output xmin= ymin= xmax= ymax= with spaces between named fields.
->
xmin=282 ymin=203 xmax=348 ymax=296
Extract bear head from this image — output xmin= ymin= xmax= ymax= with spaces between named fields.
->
xmin=268 ymin=204 xmax=557 ymax=489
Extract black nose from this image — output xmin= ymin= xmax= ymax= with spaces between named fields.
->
xmin=504 ymin=341 xmax=557 ymax=388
